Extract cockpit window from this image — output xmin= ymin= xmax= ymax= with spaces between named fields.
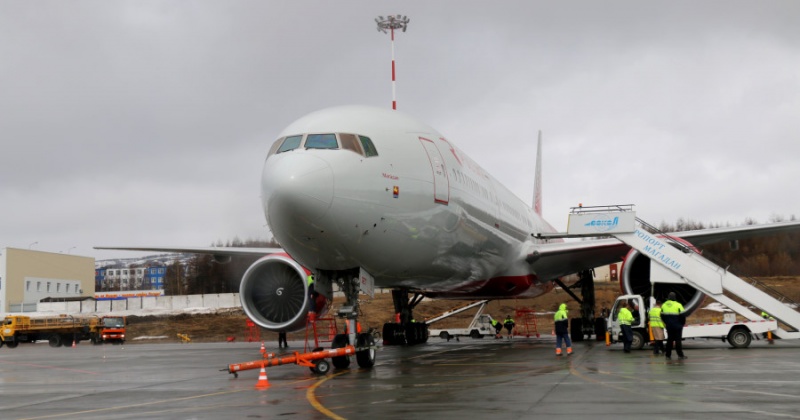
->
xmin=339 ymin=133 xmax=364 ymax=155
xmin=267 ymin=137 xmax=283 ymax=157
xmin=305 ymin=133 xmax=338 ymax=150
xmin=359 ymin=135 xmax=378 ymax=157
xmin=277 ymin=135 xmax=303 ymax=153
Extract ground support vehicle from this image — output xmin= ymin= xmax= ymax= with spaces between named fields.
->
xmin=1 ymin=315 xmax=102 ymax=348
xmin=560 ymin=206 xmax=800 ymax=349
xmin=427 ymin=300 xmax=499 ymax=340
xmin=95 ymin=315 xmax=127 ymax=344
xmin=225 ymin=332 xmax=377 ymax=377
xmin=607 ymin=295 xmax=779 ymax=350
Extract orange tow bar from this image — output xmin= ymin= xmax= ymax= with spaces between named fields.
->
xmin=225 ymin=345 xmax=356 ymax=377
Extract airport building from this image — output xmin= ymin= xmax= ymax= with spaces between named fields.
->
xmin=0 ymin=247 xmax=95 ymax=314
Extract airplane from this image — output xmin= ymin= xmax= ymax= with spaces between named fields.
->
xmin=99 ymin=104 xmax=800 ymax=369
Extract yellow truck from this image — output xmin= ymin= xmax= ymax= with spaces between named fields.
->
xmin=1 ymin=314 xmax=107 ymax=348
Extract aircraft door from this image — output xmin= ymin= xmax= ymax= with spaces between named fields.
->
xmin=418 ymin=137 xmax=450 ymax=204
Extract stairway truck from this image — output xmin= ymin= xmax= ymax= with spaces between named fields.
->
xmin=1 ymin=315 xmax=103 ymax=349
xmin=606 ymin=295 xmax=778 ymax=350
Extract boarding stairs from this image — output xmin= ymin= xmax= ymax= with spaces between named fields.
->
xmin=567 ymin=205 xmax=800 ymax=339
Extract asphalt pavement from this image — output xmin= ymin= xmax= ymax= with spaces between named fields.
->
xmin=1 ymin=336 xmax=799 ymax=419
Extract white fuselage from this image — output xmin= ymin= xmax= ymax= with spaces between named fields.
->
xmin=261 ymin=106 xmax=557 ymax=298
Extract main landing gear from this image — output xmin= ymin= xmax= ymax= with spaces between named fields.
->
xmin=382 ymin=289 xmax=429 ymax=345
xmin=553 ymin=269 xmax=606 ymax=342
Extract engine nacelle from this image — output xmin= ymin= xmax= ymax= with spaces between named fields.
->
xmin=619 ymin=239 xmax=705 ymax=315
xmin=239 ymin=254 xmax=327 ymax=332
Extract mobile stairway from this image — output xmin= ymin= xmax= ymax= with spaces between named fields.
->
xmin=566 ymin=205 xmax=800 ymax=340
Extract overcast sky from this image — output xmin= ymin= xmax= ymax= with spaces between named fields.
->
xmin=2 ymin=1 xmax=799 ymax=260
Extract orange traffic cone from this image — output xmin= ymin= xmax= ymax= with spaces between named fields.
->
xmin=255 ymin=364 xmax=270 ymax=389
xmin=260 ymin=342 xmax=265 ymax=355
xmin=72 ymin=339 xmax=76 ymax=348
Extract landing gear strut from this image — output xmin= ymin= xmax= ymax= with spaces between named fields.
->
xmin=553 ymin=269 xmax=605 ymax=342
xmin=382 ymin=289 xmax=429 ymax=345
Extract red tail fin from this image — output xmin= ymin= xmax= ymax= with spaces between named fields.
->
xmin=533 ymin=131 xmax=543 ymax=216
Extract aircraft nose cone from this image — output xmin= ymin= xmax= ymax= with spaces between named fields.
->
xmin=262 ymin=153 xmax=334 ymax=230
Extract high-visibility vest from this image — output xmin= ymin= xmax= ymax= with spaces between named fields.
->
xmin=648 ymin=307 xmax=665 ymax=328
xmin=661 ymin=300 xmax=684 ymax=315
xmin=307 ymin=275 xmax=314 ymax=286
xmin=554 ymin=309 xmax=568 ymax=321
xmin=618 ymin=307 xmax=634 ymax=325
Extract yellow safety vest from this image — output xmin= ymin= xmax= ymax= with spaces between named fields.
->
xmin=648 ymin=307 xmax=664 ymax=328
xmin=661 ymin=300 xmax=684 ymax=315
xmin=618 ymin=307 xmax=634 ymax=325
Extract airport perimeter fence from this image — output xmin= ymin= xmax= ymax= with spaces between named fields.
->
xmin=26 ymin=288 xmax=390 ymax=316
xmin=35 ymin=293 xmax=242 ymax=315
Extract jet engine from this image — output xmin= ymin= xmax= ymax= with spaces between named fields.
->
xmin=619 ymin=238 xmax=705 ymax=315
xmin=239 ymin=254 xmax=326 ymax=332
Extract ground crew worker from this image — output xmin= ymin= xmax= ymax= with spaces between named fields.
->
xmin=554 ymin=303 xmax=572 ymax=356
xmin=278 ymin=330 xmax=288 ymax=349
xmin=661 ymin=292 xmax=687 ymax=359
xmin=307 ymin=274 xmax=315 ymax=298
xmin=761 ymin=311 xmax=774 ymax=339
xmin=503 ymin=315 xmax=515 ymax=340
xmin=492 ymin=318 xmax=502 ymax=339
xmin=618 ymin=300 xmax=634 ymax=353
xmin=649 ymin=301 xmax=665 ymax=355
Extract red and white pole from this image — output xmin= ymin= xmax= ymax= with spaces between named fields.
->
xmin=376 ymin=15 xmax=409 ymax=111
xmin=391 ymin=26 xmax=397 ymax=110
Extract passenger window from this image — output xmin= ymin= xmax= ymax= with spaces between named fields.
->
xmin=339 ymin=134 xmax=364 ymax=155
xmin=359 ymin=136 xmax=378 ymax=157
xmin=277 ymin=135 xmax=303 ymax=153
xmin=305 ymin=133 xmax=338 ymax=149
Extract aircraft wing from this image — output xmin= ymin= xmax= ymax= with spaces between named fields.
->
xmin=666 ymin=220 xmax=800 ymax=246
xmin=94 ymin=246 xmax=282 ymax=257
xmin=531 ymin=220 xmax=800 ymax=280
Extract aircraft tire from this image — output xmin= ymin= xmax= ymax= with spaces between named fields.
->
xmin=356 ymin=333 xmax=376 ymax=368
xmin=382 ymin=323 xmax=403 ymax=345
xmin=331 ymin=334 xmax=351 ymax=369
xmin=405 ymin=324 xmax=418 ymax=344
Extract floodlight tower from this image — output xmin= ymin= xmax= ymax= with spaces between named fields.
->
xmin=375 ymin=15 xmax=410 ymax=110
